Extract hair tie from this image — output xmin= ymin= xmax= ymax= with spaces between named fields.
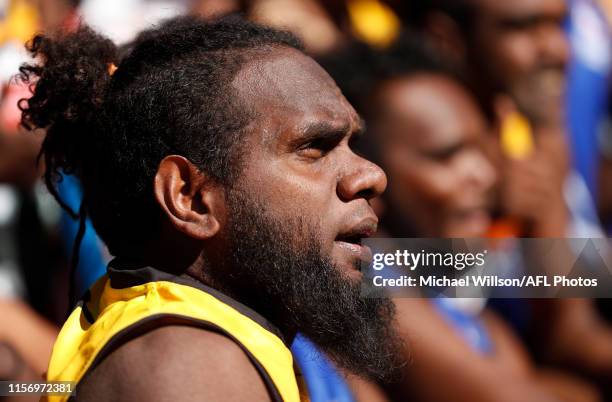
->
xmin=108 ymin=63 xmax=118 ymax=76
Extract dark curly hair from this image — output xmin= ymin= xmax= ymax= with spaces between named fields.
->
xmin=19 ymin=15 xmax=302 ymax=260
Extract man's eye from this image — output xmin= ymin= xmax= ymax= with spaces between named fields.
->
xmin=297 ymin=148 xmax=325 ymax=159
xmin=297 ymin=138 xmax=337 ymax=159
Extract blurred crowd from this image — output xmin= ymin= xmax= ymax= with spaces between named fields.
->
xmin=2 ymin=0 xmax=612 ymax=401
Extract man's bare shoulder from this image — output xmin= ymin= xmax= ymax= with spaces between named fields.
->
xmin=76 ymin=325 xmax=272 ymax=402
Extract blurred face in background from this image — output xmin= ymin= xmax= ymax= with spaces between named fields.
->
xmin=467 ymin=0 xmax=570 ymax=124
xmin=374 ymin=74 xmax=496 ymax=237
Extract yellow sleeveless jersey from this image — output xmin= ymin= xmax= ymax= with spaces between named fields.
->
xmin=44 ymin=262 xmax=308 ymax=402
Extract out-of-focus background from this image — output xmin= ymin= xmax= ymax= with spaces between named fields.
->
xmin=2 ymin=1 xmax=612 ymax=401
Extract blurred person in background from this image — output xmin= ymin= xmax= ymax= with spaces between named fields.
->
xmin=318 ymin=36 xmax=601 ymax=402
xmin=389 ymin=0 xmax=612 ymax=396
xmin=397 ymin=0 xmax=571 ymax=237
xmin=1 ymin=1 xmax=130 ymax=398
xmin=0 ymin=0 xmax=77 ymax=391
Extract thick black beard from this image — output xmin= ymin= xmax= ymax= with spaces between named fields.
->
xmin=208 ymin=186 xmax=405 ymax=382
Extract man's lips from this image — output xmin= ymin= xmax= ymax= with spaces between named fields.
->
xmin=334 ymin=241 xmax=373 ymax=265
xmin=334 ymin=217 xmax=377 ymax=264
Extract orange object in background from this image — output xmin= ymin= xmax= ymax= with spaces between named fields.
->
xmin=500 ymin=111 xmax=535 ymax=159
xmin=346 ymin=0 xmax=400 ymax=48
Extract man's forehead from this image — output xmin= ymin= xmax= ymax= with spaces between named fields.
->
xmin=231 ymin=47 xmax=356 ymax=123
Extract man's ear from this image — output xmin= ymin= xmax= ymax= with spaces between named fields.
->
xmin=154 ymin=155 xmax=224 ymax=240
xmin=423 ymin=11 xmax=467 ymax=66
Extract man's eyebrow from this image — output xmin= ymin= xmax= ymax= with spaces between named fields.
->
xmin=298 ymin=121 xmax=352 ymax=141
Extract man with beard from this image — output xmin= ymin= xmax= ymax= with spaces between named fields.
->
xmin=19 ymin=16 xmax=403 ymax=402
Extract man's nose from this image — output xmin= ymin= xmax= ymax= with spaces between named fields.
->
xmin=337 ymin=156 xmax=387 ymax=202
